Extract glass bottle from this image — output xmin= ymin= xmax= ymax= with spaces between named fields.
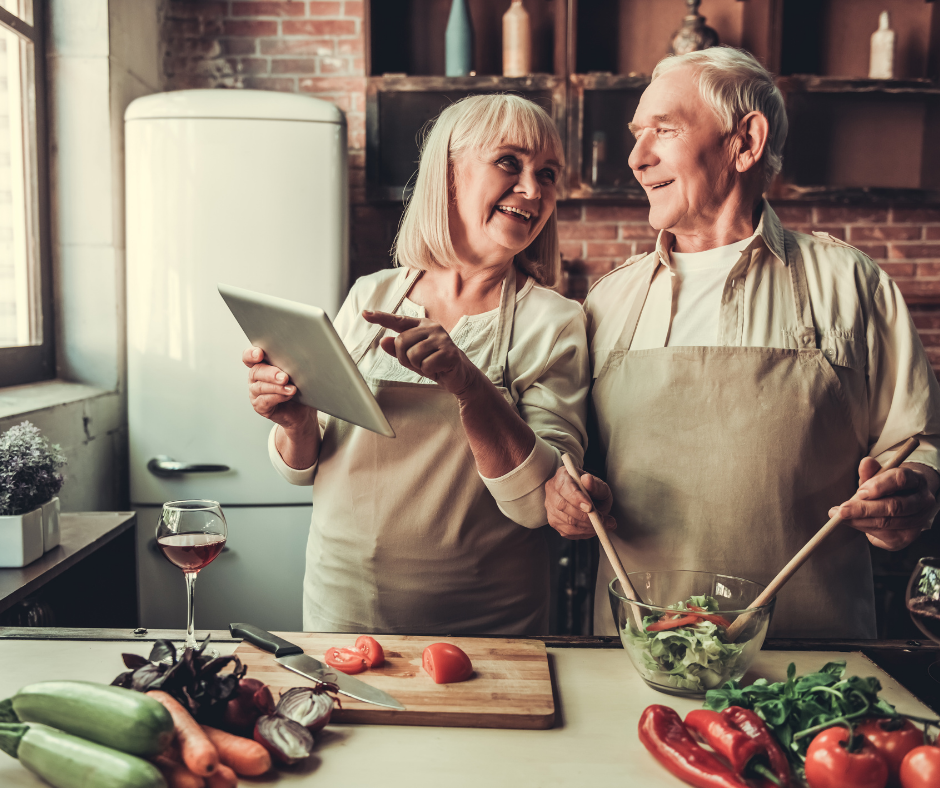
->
xmin=869 ymin=11 xmax=895 ymax=80
xmin=446 ymin=0 xmax=473 ymax=77
xmin=503 ymin=0 xmax=531 ymax=78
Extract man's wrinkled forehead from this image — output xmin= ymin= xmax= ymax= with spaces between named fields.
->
xmin=630 ymin=68 xmax=707 ymax=130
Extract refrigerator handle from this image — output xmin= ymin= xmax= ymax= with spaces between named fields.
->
xmin=147 ymin=455 xmax=231 ymax=477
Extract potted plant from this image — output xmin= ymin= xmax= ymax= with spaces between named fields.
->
xmin=0 ymin=421 xmax=67 ymax=566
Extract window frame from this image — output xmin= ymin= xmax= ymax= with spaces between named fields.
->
xmin=0 ymin=1 xmax=52 ymax=388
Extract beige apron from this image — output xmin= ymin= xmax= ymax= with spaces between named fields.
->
xmin=592 ymin=234 xmax=877 ymax=639
xmin=304 ymin=267 xmax=550 ymax=635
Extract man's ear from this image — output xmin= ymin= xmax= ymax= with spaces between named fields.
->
xmin=734 ymin=111 xmax=769 ymax=175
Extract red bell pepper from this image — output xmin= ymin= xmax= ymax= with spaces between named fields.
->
xmin=638 ymin=705 xmax=751 ymax=788
xmin=686 ymin=709 xmax=764 ymax=775
xmin=721 ymin=706 xmax=791 ymax=787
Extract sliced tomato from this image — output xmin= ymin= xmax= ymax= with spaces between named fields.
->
xmin=422 ymin=642 xmax=473 ymax=684
xmin=685 ymin=606 xmax=732 ymax=628
xmin=646 ymin=614 xmax=700 ymax=632
xmin=355 ymin=635 xmax=385 ymax=668
xmin=324 ymin=647 xmax=367 ymax=675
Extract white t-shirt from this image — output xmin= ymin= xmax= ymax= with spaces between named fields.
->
xmin=667 ymin=235 xmax=755 ymax=347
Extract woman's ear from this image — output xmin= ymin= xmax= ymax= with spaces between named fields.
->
xmin=734 ymin=111 xmax=769 ymax=175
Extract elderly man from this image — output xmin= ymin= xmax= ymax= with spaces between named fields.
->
xmin=546 ymin=47 xmax=940 ymax=639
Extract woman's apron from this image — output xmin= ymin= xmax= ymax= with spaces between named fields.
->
xmin=592 ymin=235 xmax=877 ymax=639
xmin=304 ymin=267 xmax=550 ymax=635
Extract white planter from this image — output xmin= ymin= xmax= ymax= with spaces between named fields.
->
xmin=0 ymin=507 xmax=43 ymax=567
xmin=40 ymin=497 xmax=60 ymax=551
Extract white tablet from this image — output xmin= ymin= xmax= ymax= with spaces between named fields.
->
xmin=218 ymin=283 xmax=395 ymax=438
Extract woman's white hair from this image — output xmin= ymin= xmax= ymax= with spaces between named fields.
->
xmin=652 ymin=46 xmax=787 ymax=188
xmin=392 ymin=94 xmax=564 ymax=287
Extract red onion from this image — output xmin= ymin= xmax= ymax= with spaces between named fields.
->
xmin=253 ymin=714 xmax=314 ymax=765
xmin=275 ymin=687 xmax=334 ymax=732
xmin=222 ymin=677 xmax=276 ymax=732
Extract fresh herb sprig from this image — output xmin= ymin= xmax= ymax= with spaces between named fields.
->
xmin=704 ymin=661 xmax=898 ymax=779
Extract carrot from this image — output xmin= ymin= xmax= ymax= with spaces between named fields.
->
xmin=206 ymin=763 xmax=238 ymax=788
xmin=147 ymin=690 xmax=220 ymax=777
xmin=152 ymin=754 xmax=206 ymax=788
xmin=201 ymin=725 xmax=271 ymax=776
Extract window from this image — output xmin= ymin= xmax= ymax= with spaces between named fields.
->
xmin=0 ymin=0 xmax=50 ymax=387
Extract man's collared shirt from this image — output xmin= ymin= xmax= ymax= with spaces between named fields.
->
xmin=584 ymin=200 xmax=940 ymax=471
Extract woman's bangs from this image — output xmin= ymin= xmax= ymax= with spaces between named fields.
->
xmin=455 ymin=97 xmax=564 ymax=165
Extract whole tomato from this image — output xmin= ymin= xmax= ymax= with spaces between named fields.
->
xmin=856 ymin=717 xmax=925 ymax=786
xmin=900 ymin=745 xmax=940 ymax=788
xmin=805 ymin=727 xmax=889 ymax=788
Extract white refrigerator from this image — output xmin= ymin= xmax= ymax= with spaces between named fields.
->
xmin=125 ymin=90 xmax=348 ymax=632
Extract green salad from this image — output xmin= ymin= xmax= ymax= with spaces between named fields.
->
xmin=623 ymin=594 xmax=748 ymax=692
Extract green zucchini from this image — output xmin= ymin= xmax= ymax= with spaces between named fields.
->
xmin=0 ymin=722 xmax=166 ymax=788
xmin=0 ymin=681 xmax=173 ymax=757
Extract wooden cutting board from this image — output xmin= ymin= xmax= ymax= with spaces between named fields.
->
xmin=234 ymin=633 xmax=555 ymax=729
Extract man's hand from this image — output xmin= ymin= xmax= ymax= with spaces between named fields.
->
xmin=544 ymin=464 xmax=616 ymax=539
xmin=832 ymin=459 xmax=940 ymax=551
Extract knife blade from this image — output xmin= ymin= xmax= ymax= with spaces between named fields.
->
xmin=230 ymin=623 xmax=406 ymax=711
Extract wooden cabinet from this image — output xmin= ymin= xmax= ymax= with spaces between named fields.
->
xmin=365 ymin=0 xmax=940 ymax=201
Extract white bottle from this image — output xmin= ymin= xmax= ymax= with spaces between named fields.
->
xmin=503 ymin=0 xmax=531 ymax=78
xmin=869 ymin=11 xmax=895 ymax=80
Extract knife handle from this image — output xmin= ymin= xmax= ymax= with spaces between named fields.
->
xmin=229 ymin=623 xmax=303 ymax=657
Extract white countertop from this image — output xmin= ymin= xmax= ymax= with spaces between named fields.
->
xmin=0 ymin=639 xmax=934 ymax=786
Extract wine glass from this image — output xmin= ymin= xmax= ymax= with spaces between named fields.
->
xmin=906 ymin=556 xmax=940 ymax=681
xmin=156 ymin=500 xmax=227 ymax=656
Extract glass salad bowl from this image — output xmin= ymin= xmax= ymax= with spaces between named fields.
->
xmin=609 ymin=570 xmax=775 ymax=698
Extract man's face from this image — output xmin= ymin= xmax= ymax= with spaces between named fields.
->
xmin=628 ymin=67 xmax=737 ymax=236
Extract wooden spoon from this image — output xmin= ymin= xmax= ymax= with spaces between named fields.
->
xmin=725 ymin=436 xmax=922 ymax=642
xmin=561 ymin=454 xmax=644 ymax=629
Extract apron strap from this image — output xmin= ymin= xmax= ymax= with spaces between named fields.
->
xmin=487 ymin=265 xmax=518 ymax=389
xmin=616 ymin=259 xmax=659 ymax=353
xmin=784 ymin=232 xmax=818 ymax=349
xmin=350 ymin=267 xmax=423 ymax=365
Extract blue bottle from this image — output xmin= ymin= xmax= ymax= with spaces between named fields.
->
xmin=445 ymin=0 xmax=473 ymax=76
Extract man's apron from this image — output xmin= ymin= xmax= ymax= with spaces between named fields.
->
xmin=305 ymin=267 xmax=550 ymax=635
xmin=592 ymin=235 xmax=877 ymax=638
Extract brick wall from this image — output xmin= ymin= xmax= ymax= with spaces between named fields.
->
xmin=163 ymin=1 xmax=940 ymax=369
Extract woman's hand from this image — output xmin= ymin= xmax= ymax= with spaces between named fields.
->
xmin=362 ymin=311 xmax=481 ymax=397
xmin=242 ymin=346 xmax=316 ymax=433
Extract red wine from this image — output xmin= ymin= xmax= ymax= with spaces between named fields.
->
xmin=908 ymin=596 xmax=940 ymax=643
xmin=158 ymin=533 xmax=226 ymax=571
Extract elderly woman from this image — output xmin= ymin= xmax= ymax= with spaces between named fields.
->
xmin=244 ymin=94 xmax=589 ymax=635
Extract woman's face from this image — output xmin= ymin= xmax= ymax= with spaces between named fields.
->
xmin=448 ymin=142 xmax=560 ymax=267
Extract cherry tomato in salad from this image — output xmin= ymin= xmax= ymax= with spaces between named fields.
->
xmin=422 ymin=642 xmax=473 ymax=684
xmin=900 ymin=745 xmax=940 ymax=788
xmin=324 ymin=647 xmax=367 ymax=675
xmin=805 ymin=727 xmax=889 ymax=788
xmin=856 ymin=717 xmax=924 ymax=786
xmin=355 ymin=635 xmax=385 ymax=668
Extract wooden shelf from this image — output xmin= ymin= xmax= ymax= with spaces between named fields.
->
xmin=365 ymin=74 xmax=566 ymax=201
xmin=365 ymin=0 xmax=940 ymax=201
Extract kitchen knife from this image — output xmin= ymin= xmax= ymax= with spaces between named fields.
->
xmin=230 ymin=623 xmax=406 ymax=711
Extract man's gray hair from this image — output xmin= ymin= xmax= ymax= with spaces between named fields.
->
xmin=652 ymin=47 xmax=787 ymax=188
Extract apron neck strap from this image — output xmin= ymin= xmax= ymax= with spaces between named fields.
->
xmin=616 ymin=259 xmax=659 ymax=353
xmin=489 ymin=265 xmax=518 ymax=377
xmin=351 ymin=267 xmax=423 ymax=364
xmin=784 ymin=233 xmax=817 ymax=347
